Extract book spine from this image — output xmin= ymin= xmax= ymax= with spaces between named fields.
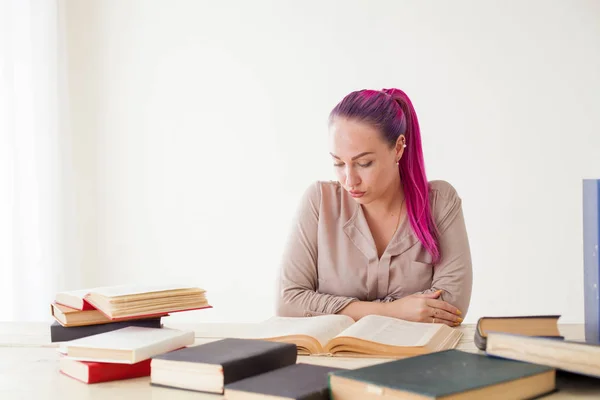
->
xmin=50 ymin=318 xmax=162 ymax=342
xmin=474 ymin=321 xmax=487 ymax=351
xmin=221 ymin=343 xmax=298 ymax=386
xmin=584 ymin=179 xmax=600 ymax=342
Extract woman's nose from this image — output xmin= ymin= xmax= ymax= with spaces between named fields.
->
xmin=345 ymin=167 xmax=360 ymax=188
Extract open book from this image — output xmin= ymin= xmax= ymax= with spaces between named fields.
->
xmin=244 ymin=314 xmax=463 ymax=357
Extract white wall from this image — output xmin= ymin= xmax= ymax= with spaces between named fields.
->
xmin=62 ymin=0 xmax=600 ymax=323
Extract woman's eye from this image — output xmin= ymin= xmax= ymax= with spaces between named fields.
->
xmin=358 ymin=161 xmax=373 ymax=168
xmin=333 ymin=163 xmax=344 ymax=167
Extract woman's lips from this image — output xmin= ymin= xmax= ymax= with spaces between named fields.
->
xmin=349 ymin=190 xmax=365 ymax=198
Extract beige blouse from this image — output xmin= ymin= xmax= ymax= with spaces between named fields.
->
xmin=276 ymin=180 xmax=473 ymax=318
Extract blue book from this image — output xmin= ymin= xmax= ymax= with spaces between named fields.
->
xmin=584 ymin=179 xmax=600 ymax=342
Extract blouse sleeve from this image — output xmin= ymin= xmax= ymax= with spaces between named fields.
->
xmin=275 ymin=182 xmax=358 ymax=317
xmin=419 ymin=182 xmax=473 ymax=316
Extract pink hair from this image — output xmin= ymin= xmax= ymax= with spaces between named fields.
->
xmin=330 ymin=88 xmax=440 ymax=263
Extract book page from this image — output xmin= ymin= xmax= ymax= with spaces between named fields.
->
xmin=246 ymin=315 xmax=355 ymax=349
xmin=57 ymin=289 xmax=90 ymax=298
xmin=89 ymin=284 xmax=202 ymax=298
xmin=335 ymin=315 xmax=440 ymax=347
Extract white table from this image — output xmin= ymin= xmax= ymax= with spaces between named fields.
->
xmin=0 ymin=322 xmax=598 ymax=399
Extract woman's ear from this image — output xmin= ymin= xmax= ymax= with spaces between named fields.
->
xmin=394 ymin=134 xmax=406 ymax=163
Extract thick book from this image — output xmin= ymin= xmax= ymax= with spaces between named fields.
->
xmin=244 ymin=314 xmax=462 ymax=357
xmin=150 ymin=338 xmax=297 ymax=394
xmin=56 ymin=283 xmax=211 ymax=320
xmin=474 ymin=315 xmax=561 ymax=350
xmin=486 ymin=332 xmax=600 ymax=378
xmin=59 ymin=357 xmax=151 ymax=384
xmin=50 ymin=318 xmax=162 ymax=342
xmin=329 ymin=349 xmax=556 ymax=400
xmin=60 ymin=326 xmax=194 ymax=364
xmin=51 ymin=302 xmax=167 ymax=327
xmin=584 ymin=179 xmax=600 ymax=342
xmin=225 ymin=363 xmax=345 ymax=400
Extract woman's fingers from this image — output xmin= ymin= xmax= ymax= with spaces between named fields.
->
xmin=426 ymin=299 xmax=461 ymax=316
xmin=431 ymin=317 xmax=456 ymax=327
xmin=430 ymin=307 xmax=462 ymax=325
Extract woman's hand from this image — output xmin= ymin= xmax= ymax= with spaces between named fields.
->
xmin=382 ymin=290 xmax=463 ymax=326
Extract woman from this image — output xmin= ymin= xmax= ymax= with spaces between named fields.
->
xmin=276 ymin=88 xmax=472 ymax=326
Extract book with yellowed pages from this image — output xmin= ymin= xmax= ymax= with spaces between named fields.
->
xmin=50 ymin=303 xmax=168 ymax=327
xmin=475 ymin=315 xmax=561 ymax=350
xmin=486 ymin=332 xmax=600 ymax=378
xmin=244 ymin=314 xmax=462 ymax=357
xmin=55 ymin=284 xmax=211 ymax=320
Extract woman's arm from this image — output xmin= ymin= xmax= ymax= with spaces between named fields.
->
xmin=276 ymin=183 xmax=359 ymax=317
xmin=415 ymin=184 xmax=473 ymax=317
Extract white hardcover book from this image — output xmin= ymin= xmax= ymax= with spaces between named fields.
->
xmin=60 ymin=327 xmax=195 ymax=364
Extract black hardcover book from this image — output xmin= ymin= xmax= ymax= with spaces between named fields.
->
xmin=50 ymin=318 xmax=162 ymax=342
xmin=329 ymin=349 xmax=556 ymax=399
xmin=225 ymin=363 xmax=345 ymax=400
xmin=151 ymin=338 xmax=297 ymax=394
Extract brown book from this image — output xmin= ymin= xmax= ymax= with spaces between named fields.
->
xmin=51 ymin=303 xmax=167 ymax=327
xmin=475 ymin=315 xmax=561 ymax=350
xmin=245 ymin=314 xmax=462 ymax=357
xmin=57 ymin=284 xmax=211 ymax=320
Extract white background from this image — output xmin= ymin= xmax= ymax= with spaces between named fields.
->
xmin=56 ymin=0 xmax=600 ymax=323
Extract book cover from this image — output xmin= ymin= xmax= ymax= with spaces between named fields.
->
xmin=329 ymin=349 xmax=555 ymax=399
xmin=225 ymin=363 xmax=345 ymax=400
xmin=584 ymin=179 xmax=600 ymax=342
xmin=50 ymin=318 xmax=162 ymax=342
xmin=59 ymin=358 xmax=151 ymax=384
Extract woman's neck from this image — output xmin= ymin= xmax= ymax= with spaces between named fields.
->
xmin=362 ymin=180 xmax=405 ymax=220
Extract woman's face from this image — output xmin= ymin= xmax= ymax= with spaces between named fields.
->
xmin=329 ymin=117 xmax=404 ymax=205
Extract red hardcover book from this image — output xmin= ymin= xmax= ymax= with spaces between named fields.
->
xmin=60 ymin=358 xmax=151 ymax=384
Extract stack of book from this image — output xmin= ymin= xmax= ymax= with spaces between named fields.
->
xmin=51 ymin=283 xmax=211 ymax=384
xmin=59 ymin=326 xmax=196 ymax=384
xmin=50 ymin=283 xmax=210 ymax=342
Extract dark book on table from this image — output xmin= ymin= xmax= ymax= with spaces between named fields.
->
xmin=50 ymin=318 xmax=162 ymax=342
xmin=329 ymin=349 xmax=555 ymax=400
xmin=150 ymin=338 xmax=297 ymax=394
xmin=474 ymin=314 xmax=561 ymax=350
xmin=225 ymin=363 xmax=345 ymax=400
xmin=584 ymin=179 xmax=600 ymax=342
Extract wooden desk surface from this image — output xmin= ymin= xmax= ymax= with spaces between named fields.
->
xmin=0 ymin=322 xmax=598 ymax=399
